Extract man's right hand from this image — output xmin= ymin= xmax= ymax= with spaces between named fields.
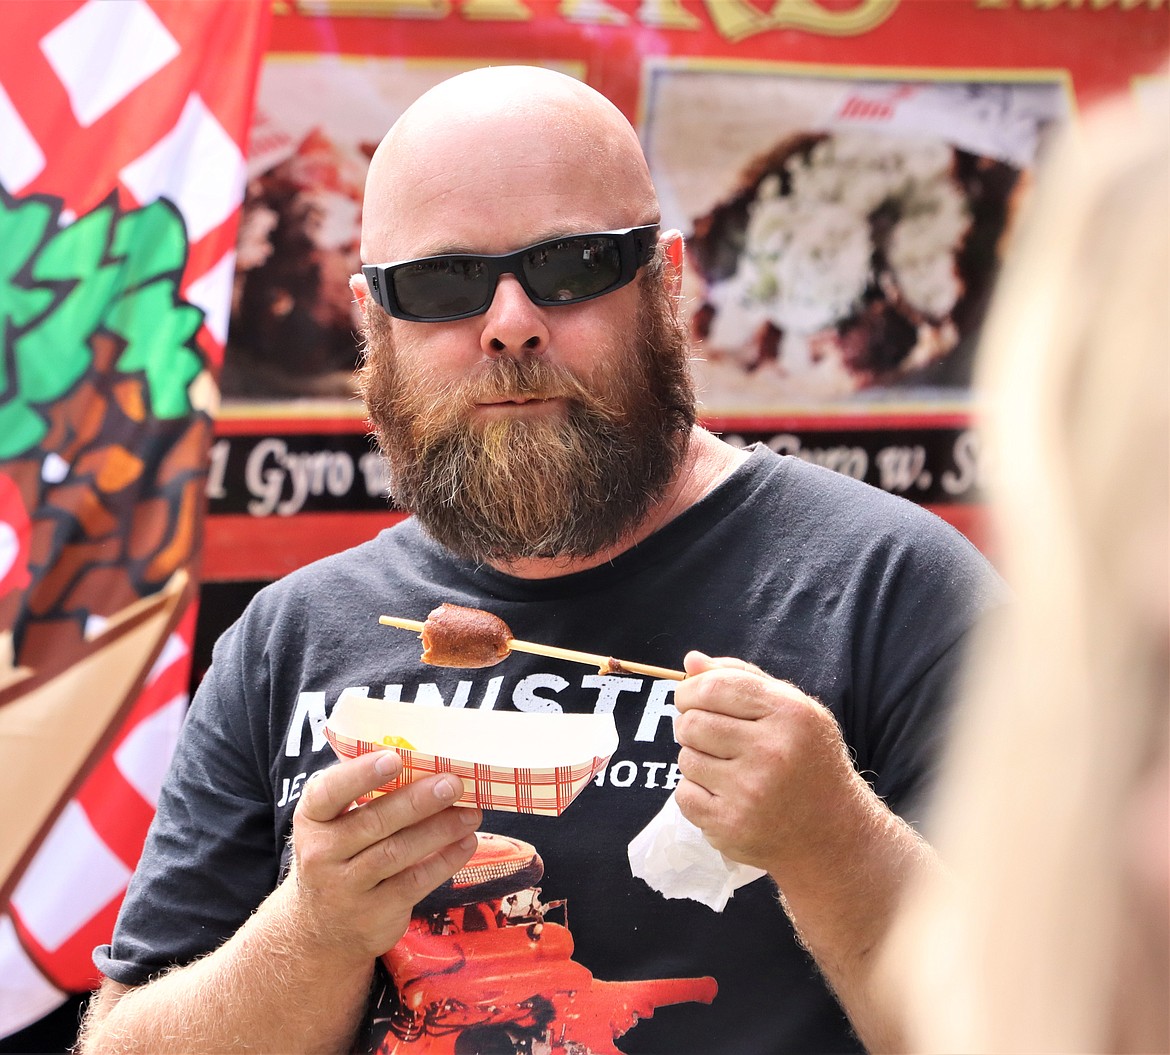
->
xmin=78 ymin=756 xmax=481 ymax=1055
xmin=289 ymin=750 xmax=482 ymax=963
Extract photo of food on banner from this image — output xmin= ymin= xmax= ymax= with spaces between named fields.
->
xmin=642 ymin=71 xmax=1068 ymax=410
xmin=220 ymin=58 xmax=579 ymax=401
xmin=221 ymin=62 xmax=1066 ymax=409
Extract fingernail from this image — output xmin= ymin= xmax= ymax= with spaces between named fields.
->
xmin=683 ymin=650 xmax=711 ymax=674
xmin=435 ymin=775 xmax=464 ymax=802
xmin=374 ymin=751 xmax=400 ymax=776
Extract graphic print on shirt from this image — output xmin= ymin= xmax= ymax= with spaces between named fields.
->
xmin=285 ymin=677 xmax=717 ymax=1054
xmin=362 ymin=832 xmax=717 ymax=1055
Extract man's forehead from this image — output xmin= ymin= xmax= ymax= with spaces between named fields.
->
xmin=362 ymin=141 xmax=648 ymax=263
xmin=363 ymin=185 xmax=631 ymax=261
xmin=360 ymin=69 xmax=656 ymax=260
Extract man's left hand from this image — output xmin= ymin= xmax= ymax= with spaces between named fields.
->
xmin=672 ymin=650 xmax=871 ymax=879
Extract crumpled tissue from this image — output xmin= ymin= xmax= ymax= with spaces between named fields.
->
xmin=627 ymin=791 xmax=768 ymax=912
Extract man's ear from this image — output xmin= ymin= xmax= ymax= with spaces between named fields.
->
xmin=349 ymin=271 xmax=370 ymax=307
xmin=660 ymin=229 xmax=684 ymax=299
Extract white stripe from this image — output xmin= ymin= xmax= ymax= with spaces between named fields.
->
xmin=39 ymin=0 xmax=179 ymax=128
xmin=0 ymin=915 xmax=66 ymax=1039
xmin=114 ymin=694 xmax=188 ymax=806
xmin=119 ymin=93 xmax=246 ymax=242
xmin=185 ymin=249 xmax=238 ymax=346
xmin=146 ymin=630 xmax=189 ymax=686
xmin=11 ymin=804 xmax=130 ymax=952
xmin=0 ymin=82 xmax=45 ymax=193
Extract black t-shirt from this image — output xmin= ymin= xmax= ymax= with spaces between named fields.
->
xmin=96 ymin=446 xmax=1002 ymax=1054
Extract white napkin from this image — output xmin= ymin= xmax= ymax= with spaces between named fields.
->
xmin=627 ymin=792 xmax=767 ymax=912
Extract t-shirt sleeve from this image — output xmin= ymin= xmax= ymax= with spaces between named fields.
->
xmin=862 ymin=621 xmax=973 ymax=825
xmin=93 ymin=613 xmax=280 ymax=984
xmin=843 ymin=500 xmax=1005 ymax=827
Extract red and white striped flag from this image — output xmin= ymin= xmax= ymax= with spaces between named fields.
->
xmin=0 ymin=0 xmax=269 ymax=1036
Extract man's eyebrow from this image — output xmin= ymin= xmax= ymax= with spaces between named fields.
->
xmin=393 ymin=242 xmax=482 ymax=260
xmin=383 ymin=229 xmax=599 ymax=263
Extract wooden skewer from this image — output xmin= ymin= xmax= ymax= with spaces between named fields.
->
xmin=379 ymin=615 xmax=687 ymax=681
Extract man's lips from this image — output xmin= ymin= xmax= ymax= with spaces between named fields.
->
xmin=475 ymin=393 xmax=564 ymax=408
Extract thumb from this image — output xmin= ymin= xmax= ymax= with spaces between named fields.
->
xmin=683 ymin=650 xmax=771 ymax=679
xmin=683 ymin=650 xmax=717 ymax=676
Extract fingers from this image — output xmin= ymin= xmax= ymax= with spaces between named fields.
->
xmin=672 ymin=772 xmax=714 ymax=821
xmin=674 ymin=710 xmax=745 ymax=760
xmin=297 ymin=750 xmax=403 ymax=824
xmin=369 ymin=816 xmax=481 ymax=908
xmin=672 ymin=656 xmax=826 ymax=789
xmin=673 ymin=774 xmax=720 ymax=837
xmin=347 ymin=780 xmax=482 ymax=885
xmin=682 ymin=650 xmax=768 ymax=679
xmin=289 ymin=753 xmax=484 ymax=960
xmin=287 ymin=821 xmax=480 ymax=964
xmin=297 ymin=754 xmax=482 ymax=865
xmin=675 ymin=653 xmax=792 ymax=725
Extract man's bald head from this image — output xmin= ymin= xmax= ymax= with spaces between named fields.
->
xmin=360 ymin=66 xmax=660 ymax=262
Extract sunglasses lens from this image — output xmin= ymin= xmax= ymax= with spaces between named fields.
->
xmin=375 ymin=227 xmax=651 ymax=320
xmin=393 ymin=258 xmax=492 ymax=319
xmin=524 ymin=235 xmax=623 ymax=303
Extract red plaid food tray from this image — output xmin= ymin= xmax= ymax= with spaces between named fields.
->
xmin=324 ymin=690 xmax=619 ymax=816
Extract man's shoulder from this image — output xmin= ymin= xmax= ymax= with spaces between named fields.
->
xmin=749 ymin=450 xmax=996 ymax=585
xmin=764 ymin=450 xmax=906 ymax=508
xmin=750 ymin=449 xmax=950 ymax=528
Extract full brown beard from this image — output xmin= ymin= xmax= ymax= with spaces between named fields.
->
xmin=357 ymin=267 xmax=696 ymax=563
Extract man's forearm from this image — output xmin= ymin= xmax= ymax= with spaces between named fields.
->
xmin=78 ymin=880 xmax=376 ymax=1054
xmin=768 ymin=781 xmax=938 ymax=1054
xmin=672 ymin=658 xmax=944 ymax=1052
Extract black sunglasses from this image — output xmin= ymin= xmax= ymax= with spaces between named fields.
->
xmin=362 ymin=224 xmax=660 ymax=323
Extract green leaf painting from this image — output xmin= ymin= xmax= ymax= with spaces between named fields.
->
xmin=0 ymin=190 xmax=206 ymax=460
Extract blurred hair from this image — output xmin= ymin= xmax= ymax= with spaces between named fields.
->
xmin=885 ymin=94 xmax=1169 ymax=1053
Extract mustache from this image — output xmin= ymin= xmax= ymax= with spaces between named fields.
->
xmin=456 ymin=354 xmax=599 ymax=410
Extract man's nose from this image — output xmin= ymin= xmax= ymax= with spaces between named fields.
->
xmin=480 ymin=273 xmax=549 ymax=357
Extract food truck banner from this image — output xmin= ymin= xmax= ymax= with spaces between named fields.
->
xmin=207 ymin=0 xmax=1169 ymax=593
xmin=0 ymin=0 xmax=270 ymax=1036
xmin=0 ymin=0 xmax=1165 ymax=1044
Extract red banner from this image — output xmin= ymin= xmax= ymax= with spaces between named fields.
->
xmin=0 ymin=0 xmax=1164 ymax=1042
xmin=202 ymin=0 xmax=1168 ymax=586
xmin=0 ymin=0 xmax=270 ymax=1035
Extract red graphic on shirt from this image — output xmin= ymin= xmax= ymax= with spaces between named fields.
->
xmin=366 ymin=833 xmax=716 ymax=1054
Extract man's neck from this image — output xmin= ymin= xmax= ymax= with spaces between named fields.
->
xmin=487 ymin=427 xmax=749 ymax=580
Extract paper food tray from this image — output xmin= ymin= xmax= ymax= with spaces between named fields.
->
xmin=324 ymin=689 xmax=619 ymax=816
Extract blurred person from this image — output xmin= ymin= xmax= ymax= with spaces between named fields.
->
xmin=884 ymin=96 xmax=1169 ymax=1053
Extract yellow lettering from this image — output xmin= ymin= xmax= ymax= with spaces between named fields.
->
xmin=461 ymin=0 xmax=533 ymax=17
xmin=767 ymin=0 xmax=899 ymax=34
xmin=560 ymin=0 xmax=630 ymax=25
xmin=292 ymin=0 xmax=450 ymax=15
xmin=698 ymin=0 xmax=774 ymax=40
xmin=290 ymin=0 xmax=1163 ymax=22
xmin=689 ymin=0 xmax=899 ymax=41
xmin=975 ymin=0 xmax=1164 ymax=8
xmin=636 ymin=0 xmax=703 ymax=30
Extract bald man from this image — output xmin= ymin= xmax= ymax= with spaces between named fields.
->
xmin=81 ymin=67 xmax=1001 ymax=1054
